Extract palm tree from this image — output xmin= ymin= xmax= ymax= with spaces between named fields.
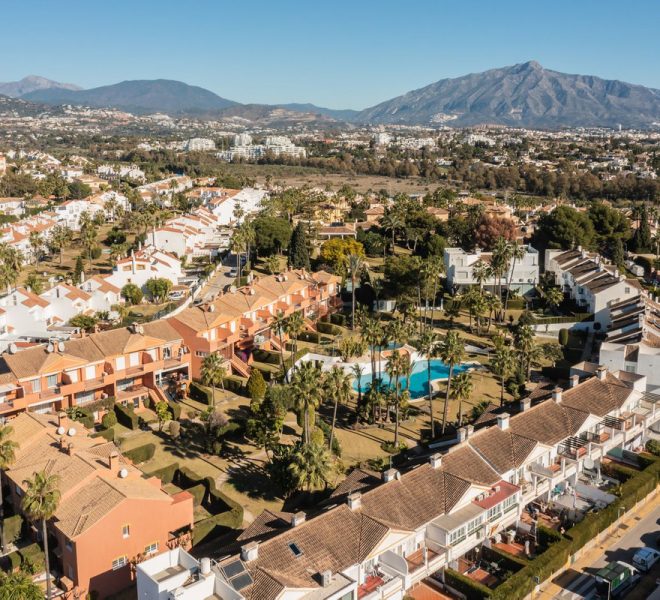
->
xmin=289 ymin=442 xmax=331 ymax=492
xmin=271 ymin=310 xmax=289 ymax=382
xmin=490 ymin=237 xmax=512 ymax=321
xmin=0 ymin=571 xmax=42 ymax=599
xmin=291 ymin=361 xmax=323 ymax=445
xmin=452 ymin=371 xmax=473 ymax=427
xmin=490 ymin=343 xmax=515 ymax=406
xmin=361 ymin=317 xmax=382 ymax=387
xmin=28 ymin=231 xmax=43 ymax=265
xmin=351 ymin=363 xmax=365 ymax=416
xmin=22 ymin=471 xmax=60 ymax=600
xmin=545 ymin=286 xmax=564 ymax=313
xmin=0 ymin=425 xmax=18 ymax=553
xmin=439 ymin=330 xmax=466 ymax=435
xmin=380 ymin=211 xmax=404 ymax=255
xmin=0 ymin=245 xmax=23 ymax=293
xmin=418 ymin=330 xmax=440 ymax=438
xmin=503 ymin=242 xmax=526 ymax=318
xmin=285 ymin=311 xmax=305 ymax=375
xmin=264 ymin=255 xmax=280 ymax=275
xmin=484 ymin=293 xmax=502 ymax=331
xmin=347 ymin=254 xmax=364 ymax=330
xmin=385 ymin=352 xmax=408 ymax=446
xmin=514 ymin=324 xmax=538 ymax=379
xmin=200 ymin=353 xmax=226 ymax=408
xmin=323 ymin=366 xmax=352 ymax=452
xmin=472 ymin=260 xmax=492 ymax=291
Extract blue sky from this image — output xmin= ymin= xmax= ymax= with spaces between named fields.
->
xmin=2 ymin=0 xmax=659 ymax=109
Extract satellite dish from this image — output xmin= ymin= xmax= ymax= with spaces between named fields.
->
xmin=46 ymin=343 xmax=54 ymax=353
xmin=119 ymin=468 xmax=129 ymax=478
xmin=56 ymin=426 xmax=65 ymax=435
xmin=7 ymin=343 xmax=17 ymax=355
xmin=58 ymin=342 xmax=65 ymax=352
xmin=584 ymin=457 xmax=595 ymax=470
xmin=67 ymin=427 xmax=77 ymax=437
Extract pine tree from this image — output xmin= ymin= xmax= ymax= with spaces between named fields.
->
xmin=632 ymin=205 xmax=653 ymax=253
xmin=246 ymin=369 xmax=267 ymax=405
xmin=288 ymin=223 xmax=311 ymax=270
xmin=73 ymin=255 xmax=84 ymax=283
xmin=611 ymin=238 xmax=625 ymax=268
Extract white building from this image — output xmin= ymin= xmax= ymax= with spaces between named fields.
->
xmin=444 ymin=245 xmax=540 ymax=295
xmin=0 ymin=197 xmax=25 ymax=218
xmin=545 ymin=249 xmax=640 ymax=330
xmin=105 ymin=248 xmax=183 ymax=292
xmin=185 ymin=138 xmax=216 ymax=152
xmin=148 ymin=208 xmax=228 ymax=258
xmin=53 ymin=199 xmax=104 ymax=230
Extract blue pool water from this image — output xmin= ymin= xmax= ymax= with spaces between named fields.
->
xmin=352 ymin=359 xmax=470 ymax=400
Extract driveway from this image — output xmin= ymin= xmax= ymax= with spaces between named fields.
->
xmin=199 ymin=253 xmax=237 ymax=301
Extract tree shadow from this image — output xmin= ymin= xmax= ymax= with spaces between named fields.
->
xmin=225 ymin=459 xmax=280 ymax=503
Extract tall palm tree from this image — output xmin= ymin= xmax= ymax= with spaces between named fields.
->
xmin=484 ymin=293 xmax=502 ymax=331
xmin=28 ymin=231 xmax=43 ymax=265
xmin=380 ymin=211 xmax=404 ymax=255
xmin=22 ymin=471 xmax=60 ymax=600
xmin=472 ymin=260 xmax=492 ymax=291
xmin=200 ymin=353 xmax=226 ymax=408
xmin=361 ymin=317 xmax=382 ymax=387
xmin=439 ymin=330 xmax=466 ymax=435
xmin=271 ymin=310 xmax=289 ymax=382
xmin=289 ymin=442 xmax=331 ymax=492
xmin=285 ymin=311 xmax=305 ymax=375
xmin=491 ymin=237 xmax=512 ymax=321
xmin=351 ymin=363 xmax=365 ymax=416
xmin=347 ymin=254 xmax=364 ymax=330
xmin=323 ymin=366 xmax=352 ymax=452
xmin=545 ymin=286 xmax=564 ymax=314
xmin=291 ymin=361 xmax=323 ymax=445
xmin=490 ymin=343 xmax=515 ymax=406
xmin=452 ymin=371 xmax=474 ymax=427
xmin=418 ymin=330 xmax=441 ymax=438
xmin=386 ymin=352 xmax=409 ymax=446
xmin=502 ymin=242 xmax=526 ymax=318
xmin=0 ymin=425 xmax=18 ymax=553
xmin=0 ymin=245 xmax=23 ymax=293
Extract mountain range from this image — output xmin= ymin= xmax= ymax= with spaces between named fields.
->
xmin=5 ymin=62 xmax=660 ymax=128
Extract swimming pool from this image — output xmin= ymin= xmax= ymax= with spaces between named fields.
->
xmin=352 ymin=359 xmax=470 ymax=400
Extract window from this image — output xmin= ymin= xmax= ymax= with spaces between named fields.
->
xmin=144 ymin=542 xmax=158 ymax=555
xmin=502 ymin=494 xmax=518 ymax=513
xmin=195 ymin=351 xmax=208 ymax=358
xmin=163 ymin=346 xmax=172 ymax=359
xmin=112 ymin=556 xmax=127 ymax=571
xmin=122 ymin=524 xmax=130 ymax=539
xmin=46 ymin=374 xmax=58 ymax=389
xmin=67 ymin=370 xmax=79 ymax=383
xmin=65 ymin=540 xmax=73 ymax=552
xmin=449 ymin=526 xmax=466 ymax=546
xmin=288 ymin=542 xmax=303 ymax=557
xmin=129 ymin=352 xmax=139 ymax=367
xmin=467 ymin=515 xmax=483 ymax=534
xmin=487 ymin=505 xmax=502 ymax=521
xmin=625 ymin=287 xmax=630 ymax=294
xmin=29 ymin=378 xmax=41 ymax=393
xmin=75 ymin=391 xmax=94 ymax=406
xmin=85 ymin=365 xmax=96 ymax=380
xmin=116 ymin=356 xmax=126 ymax=371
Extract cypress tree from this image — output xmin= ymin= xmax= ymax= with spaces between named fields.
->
xmin=288 ymin=223 xmax=311 ymax=269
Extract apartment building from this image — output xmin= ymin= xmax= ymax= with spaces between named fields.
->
xmin=137 ymin=367 xmax=658 ymax=600
xmin=3 ymin=411 xmax=193 ymax=599
xmin=105 ymin=247 xmax=184 ymax=292
xmin=169 ymin=270 xmax=341 ymax=379
xmin=0 ymin=320 xmax=190 ymax=420
xmin=444 ymin=245 xmax=540 ymax=294
xmin=545 ymin=248 xmax=640 ymax=329
xmin=54 ymin=198 xmax=104 ymax=230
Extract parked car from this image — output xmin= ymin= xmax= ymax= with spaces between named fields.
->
xmin=169 ymin=290 xmax=186 ymax=300
xmin=633 ymin=547 xmax=660 ymax=572
xmin=228 ymin=269 xmax=238 ymax=278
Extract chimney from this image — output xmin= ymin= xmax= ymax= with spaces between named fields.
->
xmin=109 ymin=451 xmax=119 ymax=471
xmin=66 ymin=443 xmax=75 ymax=456
xmin=519 ymin=398 xmax=531 ymax=412
xmin=570 ymin=374 xmax=580 ymax=388
xmin=596 ymin=366 xmax=607 ymax=381
xmin=430 ymin=453 xmax=443 ymax=469
xmin=290 ymin=511 xmax=306 ymax=527
xmin=241 ymin=542 xmax=259 ymax=562
xmin=497 ymin=413 xmax=510 ymax=431
xmin=457 ymin=427 xmax=468 ymax=442
xmin=57 ymin=411 xmax=67 ymax=429
xmin=552 ymin=387 xmax=563 ymax=403
xmin=320 ymin=570 xmax=333 ymax=587
xmin=347 ymin=492 xmax=362 ymax=511
xmin=383 ymin=468 xmax=400 ymax=483
xmin=59 ymin=437 xmax=66 ymax=451
xmin=466 ymin=424 xmax=474 ymax=438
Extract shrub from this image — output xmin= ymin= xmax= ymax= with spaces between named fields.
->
xmin=189 ymin=381 xmax=212 ymax=405
xmin=330 ymin=313 xmax=347 ymax=326
xmin=187 ymin=483 xmax=206 ymax=506
xmin=143 ymin=462 xmax=180 ymax=485
xmin=558 ymin=328 xmax=569 ymax=346
xmin=252 ymin=349 xmax=281 ymax=365
xmin=169 ymin=420 xmax=181 ymax=439
xmin=246 ymin=369 xmax=267 ymax=402
xmin=646 ymin=439 xmax=660 ymax=457
xmin=537 ymin=524 xmax=563 ymax=550
xmin=444 ymin=568 xmax=492 ymax=599
xmin=114 ymin=403 xmax=139 ymax=429
xmin=19 ymin=543 xmax=45 ymax=575
xmin=221 ymin=375 xmax=247 ymax=395
xmin=2 ymin=515 xmax=22 ymax=547
xmin=123 ymin=443 xmax=155 ymax=464
xmin=317 ymin=321 xmax=342 ymax=336
xmin=167 ymin=400 xmax=181 ymax=420
xmin=90 ymin=246 xmax=102 ymax=260
xmin=101 ymin=411 xmax=117 ymax=429
xmin=3 ymin=550 xmax=21 ymax=572
xmin=297 ymin=331 xmax=320 ymax=343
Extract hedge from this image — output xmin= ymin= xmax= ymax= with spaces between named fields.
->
xmin=444 ymin=568 xmax=492 ymax=599
xmin=252 ymin=349 xmax=281 ymax=366
xmin=2 ymin=515 xmax=22 ymax=548
xmin=189 ymin=381 xmax=213 ymax=405
xmin=187 ymin=483 xmax=206 ymax=506
xmin=330 ymin=313 xmax=347 ymax=326
xmin=532 ymin=313 xmax=593 ymax=324
xmin=93 ymin=427 xmax=116 ymax=443
xmin=19 ymin=543 xmax=45 ymax=574
xmin=123 ymin=443 xmax=155 ymax=464
xmin=167 ymin=400 xmax=181 ymax=420
xmin=297 ymin=331 xmax=320 ymax=343
xmin=537 ymin=524 xmax=562 ymax=550
xmin=221 ymin=375 xmax=247 ymax=395
xmin=114 ymin=403 xmax=139 ymax=430
xmin=2 ymin=550 xmax=21 ymax=572
xmin=316 ymin=321 xmax=342 ymax=336
xmin=143 ymin=462 xmax=179 ymax=485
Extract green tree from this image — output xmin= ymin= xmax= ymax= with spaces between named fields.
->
xmin=452 ymin=371 xmax=473 ymax=427
xmin=347 ymin=253 xmax=365 ymax=329
xmin=145 ymin=277 xmax=173 ymax=303
xmin=200 ymin=353 xmax=226 ymax=408
xmin=69 ymin=313 xmax=98 ymax=332
xmin=247 ymin=391 xmax=286 ymax=462
xmin=121 ymin=283 xmax=143 ymax=305
xmin=246 ymin=369 xmax=267 ymax=404
xmin=631 ymin=204 xmax=653 ymax=253
xmin=271 ymin=310 xmax=289 ymax=383
xmin=284 ymin=311 xmax=305 ymax=375
xmin=288 ymin=442 xmax=331 ymax=492
xmin=21 ymin=471 xmax=60 ymax=600
xmin=490 ymin=340 xmax=515 ymax=406
xmin=288 ymin=223 xmax=311 ymax=269
xmin=545 ymin=286 xmax=564 ymax=312
xmin=253 ymin=216 xmax=292 ymax=257
xmin=155 ymin=401 xmax=170 ymax=432
xmin=73 ymin=255 xmax=84 ymax=284
xmin=323 ymin=366 xmax=352 ymax=453
xmin=320 ymin=238 xmax=365 ymax=275
xmin=48 ymin=225 xmax=73 ymax=265
xmin=0 ymin=426 xmax=18 ymax=553
xmin=291 ymin=361 xmax=323 ymax=445
xmin=533 ymin=205 xmax=596 ymax=251
xmin=25 ymin=272 xmax=44 ymax=295
xmin=0 ymin=571 xmax=42 ymax=600
xmin=0 ymin=244 xmax=23 ymax=292
xmin=418 ymin=331 xmax=440 ymax=438
xmin=439 ymin=330 xmax=466 ymax=434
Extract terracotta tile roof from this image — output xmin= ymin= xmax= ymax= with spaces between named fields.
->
xmin=560 ymin=373 xmax=632 ymax=417
xmin=236 ymin=510 xmax=294 ymax=544
xmin=329 ymin=468 xmax=381 ymax=500
xmin=441 ymin=445 xmax=501 ymax=486
xmin=469 ymin=428 xmax=538 ymax=474
xmin=508 ymin=400 xmax=588 ymax=446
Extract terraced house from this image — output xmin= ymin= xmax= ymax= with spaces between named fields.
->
xmin=169 ymin=269 xmax=341 ymax=379
xmin=0 ymin=320 xmax=190 ymax=420
xmin=3 ymin=412 xmax=193 ymax=599
xmin=138 ymin=367 xmax=659 ymax=600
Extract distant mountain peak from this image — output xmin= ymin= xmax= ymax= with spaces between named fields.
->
xmin=0 ymin=75 xmax=81 ymax=98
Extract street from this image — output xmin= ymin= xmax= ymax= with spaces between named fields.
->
xmin=199 ymin=253 xmax=237 ymax=301
xmin=550 ymin=497 xmax=660 ymax=599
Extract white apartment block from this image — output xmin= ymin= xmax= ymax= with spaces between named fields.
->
xmin=545 ymin=249 xmax=640 ymax=330
xmin=185 ymin=138 xmax=216 ymax=152
xmin=105 ymin=248 xmax=183 ymax=292
xmin=137 ymin=367 xmax=659 ymax=600
xmin=53 ymin=199 xmax=104 ymax=230
xmin=444 ymin=245 xmax=540 ymax=294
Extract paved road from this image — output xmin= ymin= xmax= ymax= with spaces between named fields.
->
xmin=199 ymin=254 xmax=238 ymax=301
xmin=551 ymin=500 xmax=660 ymax=599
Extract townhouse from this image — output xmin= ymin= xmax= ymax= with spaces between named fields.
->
xmin=168 ymin=270 xmax=341 ymax=379
xmin=137 ymin=367 xmax=659 ymax=600
xmin=105 ymin=247 xmax=184 ymax=293
xmin=0 ymin=196 xmax=25 ymax=218
xmin=0 ymin=213 xmax=58 ymax=261
xmin=137 ymin=176 xmax=193 ymax=204
xmin=3 ymin=411 xmax=193 ymax=599
xmin=54 ymin=198 xmax=104 ymax=230
xmin=206 ymin=187 xmax=267 ymax=225
xmin=0 ymin=320 xmax=190 ymax=420
xmin=444 ymin=245 xmax=540 ymax=295
xmin=545 ymin=248 xmax=641 ymax=329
